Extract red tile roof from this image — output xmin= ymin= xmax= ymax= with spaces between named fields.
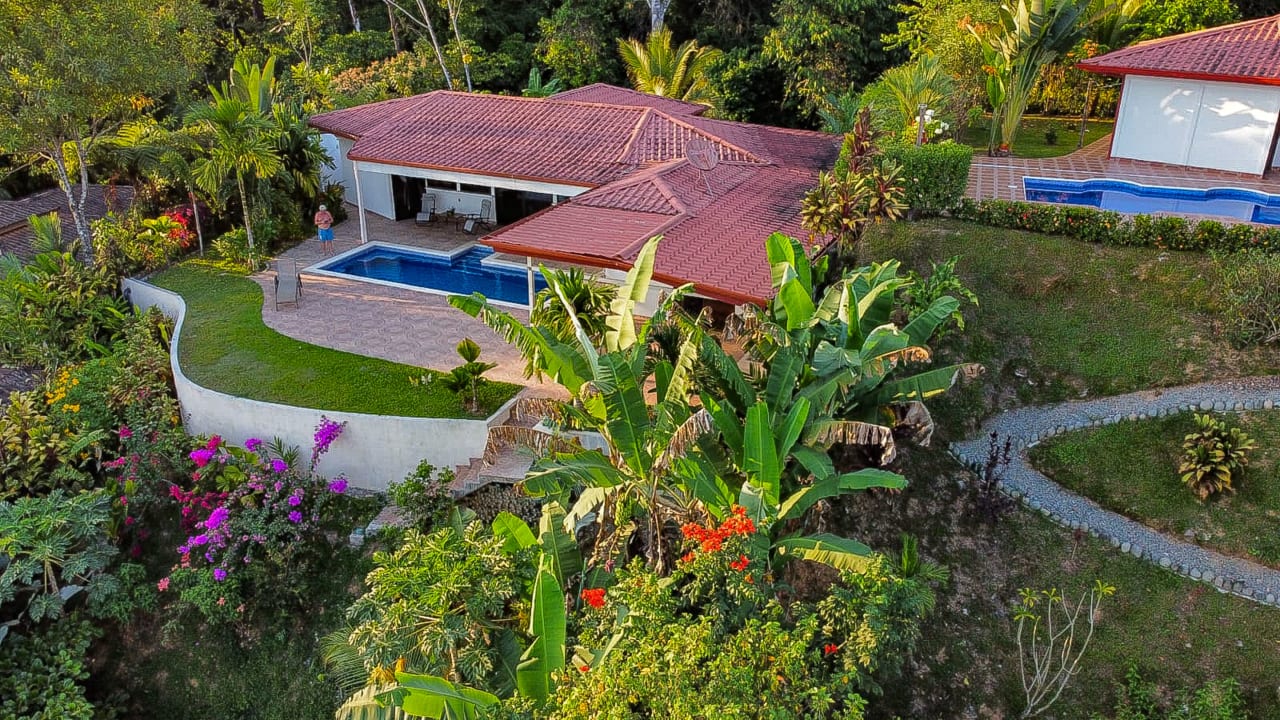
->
xmin=1078 ymin=14 xmax=1280 ymax=86
xmin=550 ymin=83 xmax=708 ymax=115
xmin=309 ymin=87 xmax=840 ymax=305
xmin=486 ymin=161 xmax=822 ymax=305
xmin=0 ymin=185 xmax=134 ymax=263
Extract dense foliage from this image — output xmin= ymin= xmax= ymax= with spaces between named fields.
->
xmin=1212 ymin=249 xmax=1280 ymax=347
xmin=881 ymin=141 xmax=973 ymax=216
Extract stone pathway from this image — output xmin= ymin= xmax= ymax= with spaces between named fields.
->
xmin=951 ymin=376 xmax=1280 ymax=606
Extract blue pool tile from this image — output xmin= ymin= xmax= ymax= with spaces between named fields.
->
xmin=1022 ymin=177 xmax=1280 ymax=226
xmin=318 ymin=245 xmax=548 ymax=305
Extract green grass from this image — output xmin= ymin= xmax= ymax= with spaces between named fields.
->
xmin=960 ymin=115 xmax=1115 ymax=158
xmin=865 ymin=220 xmax=1280 ymax=437
xmin=835 ymin=445 xmax=1280 ymax=719
xmin=150 ymin=261 xmax=519 ymax=418
xmin=1031 ymin=411 xmax=1280 ymax=568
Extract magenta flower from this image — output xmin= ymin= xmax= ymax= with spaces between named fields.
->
xmin=328 ymin=478 xmax=348 ymax=494
xmin=177 ymin=545 xmax=190 ymax=554
xmin=213 ymin=568 xmax=227 ymax=582
xmin=270 ymin=459 xmax=288 ymax=473
xmin=288 ymin=510 xmax=302 ymax=523
xmin=191 ymin=534 xmax=209 ymax=546
xmin=206 ymin=435 xmax=222 ymax=451
xmin=157 ymin=577 xmax=170 ymax=592
xmin=204 ymin=506 xmax=230 ymax=531
xmin=190 ymin=448 xmax=214 ymax=468
xmin=118 ymin=425 xmax=133 ymax=439
xmin=244 ymin=437 xmax=263 ymax=452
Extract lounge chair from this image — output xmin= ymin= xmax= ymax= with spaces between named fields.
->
xmin=462 ymin=198 xmax=495 ymax=234
xmin=415 ymin=193 xmax=437 ymax=225
xmin=274 ymin=259 xmax=302 ymax=310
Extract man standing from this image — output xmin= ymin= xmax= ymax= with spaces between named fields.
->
xmin=315 ymin=204 xmax=335 ymax=255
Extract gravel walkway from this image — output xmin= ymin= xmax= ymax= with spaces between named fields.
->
xmin=950 ymin=376 xmax=1280 ymax=606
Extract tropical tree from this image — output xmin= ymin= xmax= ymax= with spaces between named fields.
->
xmin=110 ymin=120 xmax=210 ymax=253
xmin=521 ymin=67 xmax=566 ymax=98
xmin=187 ymin=97 xmax=283 ymax=251
xmin=524 ymin=268 xmax=616 ymax=378
xmin=618 ymin=28 xmax=723 ymax=108
xmin=0 ymin=0 xmax=211 ymax=251
xmin=878 ymin=55 xmax=957 ymax=133
xmin=968 ymin=0 xmax=1098 ymax=153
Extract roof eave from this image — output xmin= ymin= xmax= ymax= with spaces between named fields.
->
xmin=482 ymin=238 xmax=767 ymax=307
xmin=345 ymin=154 xmax=601 ymax=189
xmin=1076 ymin=62 xmax=1280 ymax=87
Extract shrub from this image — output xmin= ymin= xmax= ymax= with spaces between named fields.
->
xmin=0 ymin=617 xmax=98 ymax=720
xmin=1212 ymin=249 xmax=1280 ymax=346
xmin=954 ymin=198 xmax=1280 ymax=255
xmin=387 ymin=459 xmax=456 ymax=531
xmin=904 ymin=255 xmax=978 ymax=334
xmin=1178 ymin=413 xmax=1256 ymax=500
xmin=882 ymin=141 xmax=973 ymax=216
xmin=211 ymin=228 xmax=267 ymax=270
xmin=1094 ymin=665 xmax=1247 ymax=720
xmin=0 ymin=250 xmax=130 ymax=372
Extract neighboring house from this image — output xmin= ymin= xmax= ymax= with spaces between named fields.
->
xmin=309 ymin=84 xmax=839 ymax=308
xmin=1079 ymin=14 xmax=1280 ymax=176
xmin=0 ymin=185 xmax=135 ymax=262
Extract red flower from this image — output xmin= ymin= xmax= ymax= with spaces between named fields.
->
xmin=581 ymin=588 xmax=606 ymax=609
xmin=681 ymin=552 xmax=695 ymax=564
xmin=578 ymin=665 xmax=590 ymax=673
xmin=729 ymin=554 xmax=749 ymax=571
xmin=823 ymin=643 xmax=839 ymax=656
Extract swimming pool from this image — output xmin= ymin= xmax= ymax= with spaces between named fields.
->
xmin=315 ymin=244 xmax=547 ymax=306
xmin=1022 ymin=177 xmax=1280 ymax=225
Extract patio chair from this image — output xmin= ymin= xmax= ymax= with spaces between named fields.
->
xmin=462 ymin=198 xmax=495 ymax=234
xmin=274 ymin=259 xmax=302 ymax=310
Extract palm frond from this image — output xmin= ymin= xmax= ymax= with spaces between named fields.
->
xmin=653 ymin=408 xmax=714 ymax=474
xmin=808 ymin=419 xmax=898 ymax=465
xmin=483 ymin=426 xmax=581 ymax=463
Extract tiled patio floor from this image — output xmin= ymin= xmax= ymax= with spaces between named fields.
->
xmin=253 ymin=208 xmax=554 ymax=391
xmin=966 ymin=134 xmax=1280 ymax=202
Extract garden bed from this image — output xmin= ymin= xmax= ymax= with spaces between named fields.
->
xmin=1029 ymin=411 xmax=1280 ymax=569
xmin=149 ymin=261 xmax=520 ymax=418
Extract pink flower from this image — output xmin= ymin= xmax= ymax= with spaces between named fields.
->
xmin=206 ymin=435 xmax=222 ymax=451
xmin=190 ymin=448 xmax=214 ymax=468
xmin=157 ymin=577 xmax=170 ymax=592
xmin=124 ymin=516 xmax=135 ymax=526
xmin=118 ymin=425 xmax=133 ymax=439
xmin=119 ymin=495 xmax=128 ymax=506
xmin=244 ymin=438 xmax=263 ymax=452
xmin=270 ymin=459 xmax=288 ymax=473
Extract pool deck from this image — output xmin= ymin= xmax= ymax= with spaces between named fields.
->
xmin=254 ymin=208 xmax=558 ymax=392
xmin=966 ymin=134 xmax=1280 ymax=204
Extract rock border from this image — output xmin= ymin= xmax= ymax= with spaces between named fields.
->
xmin=950 ymin=377 xmax=1280 ymax=607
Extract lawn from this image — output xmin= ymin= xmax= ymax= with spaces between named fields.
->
xmin=865 ymin=219 xmax=1280 ymax=437
xmin=833 ymin=444 xmax=1280 ymax=719
xmin=1030 ymin=411 xmax=1280 ymax=568
xmin=960 ymin=115 xmax=1115 ymax=158
xmin=150 ymin=261 xmax=519 ymax=418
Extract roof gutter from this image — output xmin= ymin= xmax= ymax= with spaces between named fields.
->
xmin=1075 ymin=62 xmax=1280 ymax=87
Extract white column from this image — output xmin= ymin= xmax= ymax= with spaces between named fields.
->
xmin=527 ymin=256 xmax=536 ymax=310
xmin=353 ymin=164 xmax=368 ymax=245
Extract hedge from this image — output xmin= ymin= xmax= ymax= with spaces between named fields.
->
xmin=883 ymin=141 xmax=974 ymax=216
xmin=953 ymin=198 xmax=1280 ymax=254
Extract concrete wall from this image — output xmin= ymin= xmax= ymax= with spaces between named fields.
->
xmin=123 ymin=279 xmax=516 ymax=491
xmin=1112 ymin=76 xmax=1280 ymax=175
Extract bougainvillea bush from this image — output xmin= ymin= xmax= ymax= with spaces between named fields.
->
xmin=156 ymin=419 xmax=358 ymax=624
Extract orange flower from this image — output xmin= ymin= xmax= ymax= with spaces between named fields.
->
xmin=580 ymin=588 xmax=606 ymax=609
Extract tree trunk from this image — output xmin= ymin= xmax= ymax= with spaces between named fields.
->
xmin=48 ymin=146 xmax=94 ymax=255
xmin=190 ymin=190 xmax=205 ymax=256
xmin=445 ymin=0 xmax=473 ymax=92
xmin=387 ymin=4 xmax=401 ymax=51
xmin=348 ymin=0 xmax=361 ymax=31
xmin=237 ymin=172 xmax=256 ymax=251
xmin=648 ymin=0 xmax=670 ymax=32
xmin=394 ymin=0 xmax=453 ymax=89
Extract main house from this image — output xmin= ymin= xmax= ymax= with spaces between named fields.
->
xmin=1079 ymin=13 xmax=1280 ymax=176
xmin=309 ymin=84 xmax=839 ymax=308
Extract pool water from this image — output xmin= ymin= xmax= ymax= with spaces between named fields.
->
xmin=319 ymin=245 xmax=547 ymax=305
xmin=1022 ymin=177 xmax=1280 ymax=225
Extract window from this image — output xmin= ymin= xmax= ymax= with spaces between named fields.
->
xmin=427 ymin=179 xmax=457 ymax=190
xmin=459 ymin=183 xmax=491 ymax=195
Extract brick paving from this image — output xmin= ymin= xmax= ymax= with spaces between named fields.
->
xmin=253 ymin=208 xmax=547 ymax=388
xmin=966 ymin=134 xmax=1280 ymax=202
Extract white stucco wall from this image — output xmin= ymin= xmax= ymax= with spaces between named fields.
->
xmin=319 ymin=133 xmax=345 ymax=189
xmin=357 ymin=169 xmax=395 ymax=219
xmin=123 ymin=279 xmax=516 ymax=491
xmin=1112 ymin=76 xmax=1280 ymax=175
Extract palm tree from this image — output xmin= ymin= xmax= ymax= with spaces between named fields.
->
xmin=187 ymin=97 xmax=283 ymax=250
xmin=111 ymin=119 xmax=210 ymax=254
xmin=617 ymin=28 xmax=723 ymax=108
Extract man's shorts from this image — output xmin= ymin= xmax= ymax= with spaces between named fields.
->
xmin=318 ymin=227 xmax=334 ymax=241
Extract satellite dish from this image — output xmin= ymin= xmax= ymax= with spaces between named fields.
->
xmin=684 ymin=138 xmax=719 ymax=195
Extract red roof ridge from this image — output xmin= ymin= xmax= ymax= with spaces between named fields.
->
xmin=1078 ymin=14 xmax=1280 ymax=85
xmin=658 ymin=112 xmax=768 ymax=165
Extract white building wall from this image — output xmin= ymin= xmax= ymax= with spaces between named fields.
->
xmin=1111 ymin=76 xmax=1280 ymax=175
xmin=358 ymin=169 xmax=395 ymax=219
xmin=319 ymin=133 xmax=345 ymax=189
xmin=123 ymin=279 xmax=517 ymax=491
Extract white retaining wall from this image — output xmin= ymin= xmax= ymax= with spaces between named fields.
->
xmin=123 ymin=278 xmax=515 ymax=491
